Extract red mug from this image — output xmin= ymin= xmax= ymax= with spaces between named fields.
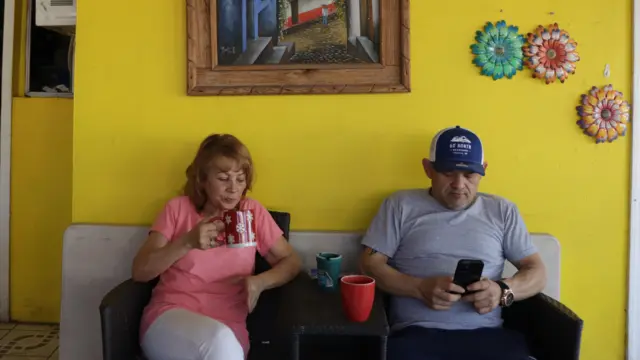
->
xmin=340 ymin=275 xmax=376 ymax=322
xmin=222 ymin=210 xmax=257 ymax=248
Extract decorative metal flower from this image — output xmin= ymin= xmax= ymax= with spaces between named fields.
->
xmin=576 ymin=85 xmax=630 ymax=143
xmin=470 ymin=20 xmax=525 ymax=80
xmin=523 ymin=23 xmax=579 ymax=84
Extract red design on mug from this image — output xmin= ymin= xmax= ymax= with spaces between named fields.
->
xmin=223 ymin=210 xmax=257 ymax=247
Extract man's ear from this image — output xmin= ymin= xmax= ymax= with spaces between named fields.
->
xmin=422 ymin=159 xmax=435 ymax=179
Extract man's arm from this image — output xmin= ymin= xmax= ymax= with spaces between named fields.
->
xmin=501 ymin=202 xmax=547 ymax=300
xmin=359 ymin=196 xmax=416 ymax=297
xmin=360 ymin=247 xmax=421 ymax=299
xmin=464 ymin=203 xmax=547 ymax=313
xmin=503 ymin=252 xmax=547 ymax=301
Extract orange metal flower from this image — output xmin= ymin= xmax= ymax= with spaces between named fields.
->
xmin=576 ymin=85 xmax=630 ymax=143
xmin=523 ymin=23 xmax=580 ymax=84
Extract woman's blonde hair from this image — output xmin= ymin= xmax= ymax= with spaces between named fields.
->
xmin=184 ymin=134 xmax=254 ymax=212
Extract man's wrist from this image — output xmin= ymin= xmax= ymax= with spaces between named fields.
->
xmin=491 ymin=280 xmax=503 ymax=296
xmin=501 ymin=278 xmax=515 ymax=298
xmin=410 ymin=276 xmax=424 ymax=300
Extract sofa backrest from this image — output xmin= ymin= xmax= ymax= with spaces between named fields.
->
xmin=287 ymin=231 xmax=560 ymax=299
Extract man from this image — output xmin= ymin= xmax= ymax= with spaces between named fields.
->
xmin=360 ymin=126 xmax=546 ymax=360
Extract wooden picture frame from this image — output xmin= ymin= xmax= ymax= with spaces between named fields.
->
xmin=186 ymin=0 xmax=410 ymax=95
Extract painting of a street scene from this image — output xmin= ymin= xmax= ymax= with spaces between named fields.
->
xmin=217 ymin=0 xmax=380 ymax=65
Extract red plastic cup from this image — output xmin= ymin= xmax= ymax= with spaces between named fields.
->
xmin=340 ymin=275 xmax=376 ymax=322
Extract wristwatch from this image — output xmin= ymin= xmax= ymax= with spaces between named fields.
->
xmin=495 ymin=280 xmax=515 ymax=307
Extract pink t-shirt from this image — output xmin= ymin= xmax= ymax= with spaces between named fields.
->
xmin=139 ymin=196 xmax=283 ymax=355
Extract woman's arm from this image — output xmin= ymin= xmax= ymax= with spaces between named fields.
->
xmin=132 ymin=214 xmax=223 ymax=282
xmin=131 ymin=231 xmax=191 ymax=282
xmin=252 ymin=236 xmax=302 ymax=291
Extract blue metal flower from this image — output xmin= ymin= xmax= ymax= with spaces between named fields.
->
xmin=470 ymin=20 xmax=525 ymax=80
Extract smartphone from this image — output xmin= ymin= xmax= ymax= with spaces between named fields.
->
xmin=452 ymin=259 xmax=484 ymax=293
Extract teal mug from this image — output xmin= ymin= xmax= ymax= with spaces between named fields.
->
xmin=316 ymin=252 xmax=342 ymax=292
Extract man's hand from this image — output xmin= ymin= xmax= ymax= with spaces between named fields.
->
xmin=462 ymin=278 xmax=501 ymax=314
xmin=416 ymin=276 xmax=466 ymax=310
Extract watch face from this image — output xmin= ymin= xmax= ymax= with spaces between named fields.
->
xmin=504 ymin=292 xmax=515 ymax=306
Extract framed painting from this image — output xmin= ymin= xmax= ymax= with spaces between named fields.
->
xmin=187 ymin=0 xmax=410 ymax=95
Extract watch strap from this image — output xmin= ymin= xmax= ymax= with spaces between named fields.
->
xmin=495 ymin=280 xmax=510 ymax=291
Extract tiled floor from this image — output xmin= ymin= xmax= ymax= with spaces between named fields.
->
xmin=0 ymin=323 xmax=58 ymax=360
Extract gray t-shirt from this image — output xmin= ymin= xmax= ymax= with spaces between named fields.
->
xmin=361 ymin=189 xmax=537 ymax=332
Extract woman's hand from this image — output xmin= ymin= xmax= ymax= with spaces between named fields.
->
xmin=245 ymin=276 xmax=265 ymax=313
xmin=181 ymin=216 xmax=225 ymax=250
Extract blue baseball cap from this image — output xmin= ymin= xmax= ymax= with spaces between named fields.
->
xmin=428 ymin=126 xmax=485 ymax=176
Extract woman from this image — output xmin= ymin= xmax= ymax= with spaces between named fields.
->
xmin=132 ymin=134 xmax=302 ymax=360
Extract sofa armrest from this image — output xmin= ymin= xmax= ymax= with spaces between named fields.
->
xmin=99 ymin=278 xmax=156 ymax=360
xmin=247 ymin=284 xmax=292 ymax=360
xmin=502 ymin=293 xmax=583 ymax=360
xmin=247 ymin=210 xmax=291 ymax=343
xmin=247 ymin=286 xmax=283 ymax=340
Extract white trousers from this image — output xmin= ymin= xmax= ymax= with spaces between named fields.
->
xmin=141 ymin=308 xmax=245 ymax=360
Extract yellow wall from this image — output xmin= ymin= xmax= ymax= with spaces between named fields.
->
xmin=10 ymin=98 xmax=73 ymax=322
xmin=9 ymin=0 xmax=74 ymax=322
xmin=74 ymin=1 xmax=630 ymax=359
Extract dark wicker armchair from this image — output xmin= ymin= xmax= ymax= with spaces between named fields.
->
xmin=501 ymin=291 xmax=583 ymax=360
xmin=99 ymin=211 xmax=291 ymax=360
